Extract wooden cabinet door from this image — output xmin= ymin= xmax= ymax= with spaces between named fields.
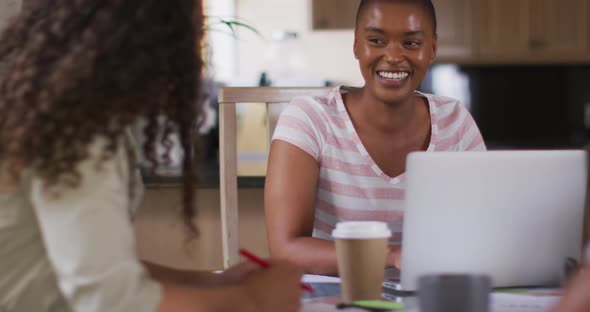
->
xmin=311 ymin=0 xmax=360 ymax=30
xmin=433 ymin=0 xmax=474 ymax=61
xmin=531 ymin=0 xmax=589 ymax=55
xmin=478 ymin=0 xmax=531 ymax=59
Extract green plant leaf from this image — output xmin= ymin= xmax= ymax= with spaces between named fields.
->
xmin=204 ymin=15 xmax=262 ymax=39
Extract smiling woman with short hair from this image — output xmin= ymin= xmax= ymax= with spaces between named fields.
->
xmin=264 ymin=0 xmax=486 ymax=276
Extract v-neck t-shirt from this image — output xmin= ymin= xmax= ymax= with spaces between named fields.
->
xmin=272 ymin=86 xmax=486 ymax=244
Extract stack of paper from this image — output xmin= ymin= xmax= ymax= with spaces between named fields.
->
xmin=301 ymin=275 xmax=561 ymax=312
xmin=491 ymin=292 xmax=559 ymax=312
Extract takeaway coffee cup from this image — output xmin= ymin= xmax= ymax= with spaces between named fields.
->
xmin=332 ymin=221 xmax=391 ymax=301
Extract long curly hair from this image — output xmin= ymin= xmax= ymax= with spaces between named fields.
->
xmin=0 ymin=0 xmax=202 ymax=232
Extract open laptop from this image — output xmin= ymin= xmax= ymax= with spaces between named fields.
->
xmin=399 ymin=150 xmax=588 ymax=291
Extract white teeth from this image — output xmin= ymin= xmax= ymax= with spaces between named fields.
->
xmin=378 ymin=71 xmax=409 ymax=80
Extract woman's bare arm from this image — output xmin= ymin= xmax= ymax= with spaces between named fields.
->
xmin=265 ymin=141 xmax=402 ymax=274
xmin=264 ymin=140 xmax=340 ymax=275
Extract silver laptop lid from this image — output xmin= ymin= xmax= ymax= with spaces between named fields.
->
xmin=400 ymin=150 xmax=587 ymax=290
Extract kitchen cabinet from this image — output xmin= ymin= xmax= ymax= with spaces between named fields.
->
xmin=433 ymin=0 xmax=475 ymax=61
xmin=309 ymin=0 xmax=476 ymax=60
xmin=477 ymin=0 xmax=590 ymax=63
xmin=478 ymin=0 xmax=531 ymax=58
xmin=308 ymin=0 xmax=590 ymax=63
xmin=311 ymin=0 xmax=360 ymax=30
xmin=532 ymin=0 xmax=589 ymax=55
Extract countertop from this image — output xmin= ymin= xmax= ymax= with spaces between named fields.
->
xmin=142 ymin=174 xmax=265 ymax=189
xmin=141 ymin=160 xmax=265 ymax=189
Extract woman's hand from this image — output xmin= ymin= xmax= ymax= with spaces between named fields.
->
xmin=238 ymin=260 xmax=303 ymax=312
xmin=550 ymin=264 xmax=590 ymax=312
xmin=386 ymin=245 xmax=402 ymax=269
xmin=157 ymin=260 xmax=303 ymax=312
xmin=142 ymin=260 xmax=259 ymax=287
xmin=216 ymin=261 xmax=259 ymax=285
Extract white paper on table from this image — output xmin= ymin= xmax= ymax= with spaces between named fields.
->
xmin=491 ymin=293 xmax=559 ymax=312
xmin=302 ymin=275 xmax=561 ymax=312
xmin=301 ymin=274 xmax=341 ymax=283
xmin=300 ymin=303 xmax=367 ymax=312
xmin=402 ymin=294 xmax=559 ymax=312
xmin=302 ymin=271 xmax=399 ymax=284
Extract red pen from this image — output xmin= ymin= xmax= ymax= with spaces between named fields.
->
xmin=239 ymin=248 xmax=315 ymax=293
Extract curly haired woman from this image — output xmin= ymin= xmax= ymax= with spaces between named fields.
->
xmin=0 ymin=1 xmax=302 ymax=311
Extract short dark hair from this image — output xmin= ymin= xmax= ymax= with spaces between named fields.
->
xmin=355 ymin=0 xmax=437 ymax=35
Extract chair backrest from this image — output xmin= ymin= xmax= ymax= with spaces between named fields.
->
xmin=217 ymin=86 xmax=332 ymax=268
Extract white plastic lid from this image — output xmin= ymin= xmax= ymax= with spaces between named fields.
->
xmin=332 ymin=221 xmax=391 ymax=239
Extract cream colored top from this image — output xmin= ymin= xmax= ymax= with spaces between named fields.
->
xmin=0 ymin=134 xmax=161 ymax=312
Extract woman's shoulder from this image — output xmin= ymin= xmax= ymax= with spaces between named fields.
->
xmin=274 ymin=87 xmax=345 ymax=147
xmin=288 ymin=86 xmax=343 ymax=115
xmin=418 ymin=92 xmax=472 ymax=118
xmin=420 ymin=92 xmax=463 ymax=108
xmin=30 ymin=134 xmax=133 ymax=198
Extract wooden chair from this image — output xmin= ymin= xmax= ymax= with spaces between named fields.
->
xmin=217 ymin=86 xmax=332 ymax=268
xmin=583 ymin=148 xmax=590 ymax=254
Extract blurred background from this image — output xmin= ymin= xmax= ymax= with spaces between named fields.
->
xmin=2 ymin=0 xmax=588 ymax=270
xmin=202 ymin=0 xmax=590 ymax=178
xmin=194 ymin=0 xmax=590 ymax=268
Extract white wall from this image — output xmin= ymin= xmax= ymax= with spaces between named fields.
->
xmin=205 ymin=0 xmax=237 ymax=82
xmin=0 ymin=0 xmax=20 ymax=31
xmin=0 ymin=0 xmax=20 ymax=75
xmin=234 ymin=0 xmax=364 ymax=86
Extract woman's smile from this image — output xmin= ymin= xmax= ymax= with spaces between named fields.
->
xmin=376 ymin=70 xmax=411 ymax=88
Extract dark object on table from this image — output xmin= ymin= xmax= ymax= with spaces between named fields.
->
xmin=418 ymin=274 xmax=491 ymax=312
xmin=337 ymin=300 xmax=404 ymax=311
xmin=564 ymin=257 xmax=580 ymax=284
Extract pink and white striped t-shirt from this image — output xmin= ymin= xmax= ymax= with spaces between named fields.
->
xmin=271 ymin=86 xmax=486 ymax=244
